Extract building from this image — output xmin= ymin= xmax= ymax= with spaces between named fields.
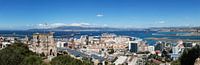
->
xmin=0 ymin=42 xmax=11 ymax=49
xmin=194 ymin=57 xmax=200 ymax=65
xmin=148 ymin=46 xmax=155 ymax=52
xmin=128 ymin=38 xmax=147 ymax=53
xmin=56 ymin=41 xmax=67 ymax=48
xmin=0 ymin=36 xmax=16 ymax=50
xmin=30 ymin=32 xmax=57 ymax=57
xmin=21 ymin=35 xmax=29 ymax=44
xmin=114 ymin=56 xmax=127 ymax=65
xmin=155 ymin=42 xmax=164 ymax=51
xmin=171 ymin=40 xmax=184 ymax=60
xmin=0 ymin=36 xmax=4 ymax=42
xmin=129 ymin=42 xmax=138 ymax=53
xmin=101 ymin=33 xmax=116 ymax=43
xmin=183 ymin=42 xmax=193 ymax=47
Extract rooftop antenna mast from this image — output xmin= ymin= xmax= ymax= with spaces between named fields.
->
xmin=44 ymin=22 xmax=50 ymax=57
xmin=43 ymin=23 xmax=48 ymax=34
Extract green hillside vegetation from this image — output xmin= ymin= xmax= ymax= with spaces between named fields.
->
xmin=0 ymin=43 xmax=93 ymax=65
xmin=171 ymin=45 xmax=200 ymax=65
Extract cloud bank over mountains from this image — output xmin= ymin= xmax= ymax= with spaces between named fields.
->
xmin=34 ymin=23 xmax=95 ymax=29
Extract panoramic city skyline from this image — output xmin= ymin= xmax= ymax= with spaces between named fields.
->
xmin=0 ymin=0 xmax=200 ymax=65
xmin=0 ymin=0 xmax=200 ymax=30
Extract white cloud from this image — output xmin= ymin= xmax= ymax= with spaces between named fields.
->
xmin=51 ymin=23 xmax=66 ymax=27
xmin=158 ymin=21 xmax=165 ymax=24
xmin=69 ymin=23 xmax=91 ymax=26
xmin=96 ymin=14 xmax=104 ymax=17
xmin=103 ymin=24 xmax=108 ymax=27
xmin=35 ymin=23 xmax=66 ymax=29
xmin=36 ymin=23 xmax=50 ymax=29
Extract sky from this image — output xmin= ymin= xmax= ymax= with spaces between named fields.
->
xmin=0 ymin=0 xmax=199 ymax=30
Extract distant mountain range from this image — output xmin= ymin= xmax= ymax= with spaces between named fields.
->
xmin=28 ymin=26 xmax=144 ymax=31
xmin=148 ymin=26 xmax=200 ymax=32
xmin=28 ymin=25 xmax=200 ymax=32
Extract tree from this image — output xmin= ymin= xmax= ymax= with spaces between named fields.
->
xmin=20 ymin=55 xmax=43 ymax=65
xmin=171 ymin=60 xmax=180 ymax=65
xmin=146 ymin=61 xmax=158 ymax=65
xmin=0 ymin=43 xmax=94 ymax=65
xmin=0 ymin=43 xmax=36 ymax=65
xmin=51 ymin=55 xmax=93 ymax=65
xmin=51 ymin=55 xmax=76 ymax=65
xmin=148 ymin=54 xmax=162 ymax=61
xmin=180 ymin=45 xmax=200 ymax=65
xmin=108 ymin=48 xmax=114 ymax=54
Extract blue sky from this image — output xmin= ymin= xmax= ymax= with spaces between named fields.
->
xmin=0 ymin=0 xmax=199 ymax=29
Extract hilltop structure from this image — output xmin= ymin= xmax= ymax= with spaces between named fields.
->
xmin=29 ymin=32 xmax=57 ymax=57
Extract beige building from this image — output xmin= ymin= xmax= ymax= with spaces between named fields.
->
xmin=194 ymin=57 xmax=200 ymax=65
xmin=30 ymin=32 xmax=57 ymax=57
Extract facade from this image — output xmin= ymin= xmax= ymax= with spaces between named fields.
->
xmin=114 ymin=56 xmax=127 ymax=65
xmin=30 ymin=32 xmax=57 ymax=57
xmin=129 ymin=42 xmax=138 ymax=53
xmin=148 ymin=46 xmax=155 ymax=52
xmin=100 ymin=33 xmax=116 ymax=43
xmin=183 ymin=42 xmax=193 ymax=47
xmin=0 ymin=37 xmax=15 ymax=50
xmin=56 ymin=41 xmax=67 ymax=48
xmin=128 ymin=39 xmax=147 ymax=53
xmin=171 ymin=41 xmax=184 ymax=61
xmin=194 ymin=57 xmax=200 ymax=65
xmin=0 ymin=42 xmax=11 ymax=49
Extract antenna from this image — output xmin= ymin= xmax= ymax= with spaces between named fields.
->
xmin=44 ymin=23 xmax=48 ymax=34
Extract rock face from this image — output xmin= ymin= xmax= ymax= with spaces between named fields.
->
xmin=194 ymin=57 xmax=200 ymax=65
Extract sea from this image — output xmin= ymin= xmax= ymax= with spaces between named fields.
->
xmin=0 ymin=30 xmax=199 ymax=46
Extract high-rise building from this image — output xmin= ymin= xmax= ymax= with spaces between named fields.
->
xmin=30 ymin=32 xmax=57 ymax=57
xmin=129 ymin=42 xmax=138 ymax=53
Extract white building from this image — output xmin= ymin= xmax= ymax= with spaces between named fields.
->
xmin=56 ymin=41 xmax=66 ymax=48
xmin=0 ymin=42 xmax=11 ymax=49
xmin=148 ymin=46 xmax=155 ymax=52
xmin=114 ymin=56 xmax=127 ymax=65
